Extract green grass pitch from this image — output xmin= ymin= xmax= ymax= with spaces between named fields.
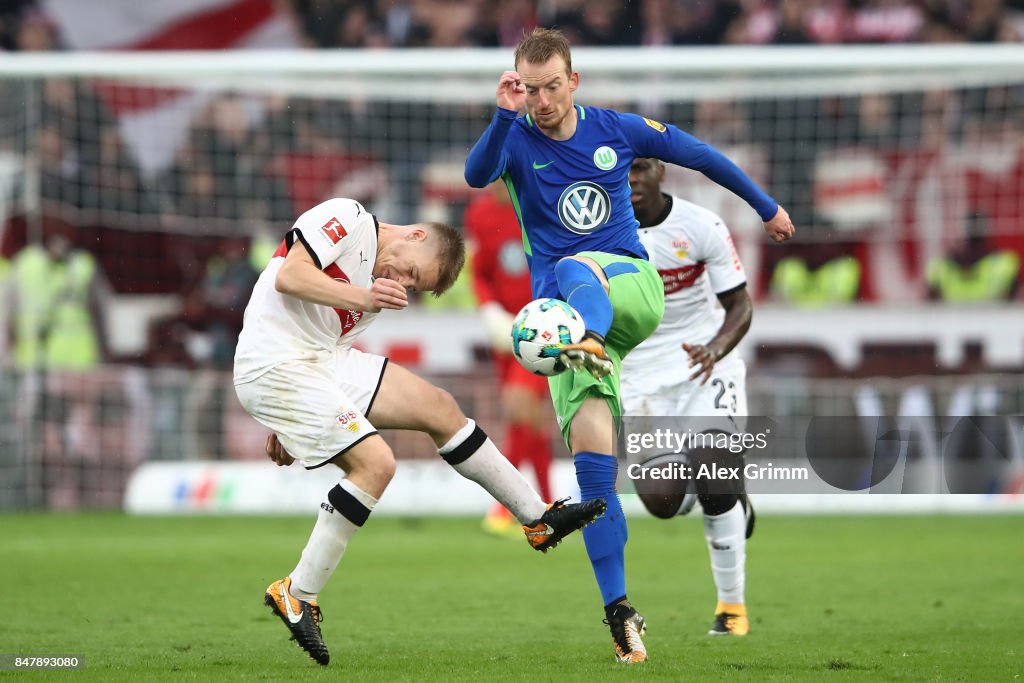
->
xmin=1 ymin=511 xmax=1021 ymax=681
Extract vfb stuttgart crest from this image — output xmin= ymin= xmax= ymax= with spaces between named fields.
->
xmin=558 ymin=181 xmax=611 ymax=234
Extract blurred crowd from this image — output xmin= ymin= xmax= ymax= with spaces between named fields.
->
xmin=0 ymin=0 xmax=1021 ymax=380
xmin=256 ymin=0 xmax=1024 ymax=47
xmin=1 ymin=0 xmax=1023 ymax=50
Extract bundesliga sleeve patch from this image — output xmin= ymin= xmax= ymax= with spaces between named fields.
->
xmin=320 ymin=216 xmax=348 ymax=245
xmin=643 ymin=117 xmax=667 ymax=133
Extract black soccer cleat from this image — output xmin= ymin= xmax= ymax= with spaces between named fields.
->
xmin=603 ymin=600 xmax=648 ymax=663
xmin=264 ymin=577 xmax=330 ymax=665
xmin=522 ymin=497 xmax=607 ymax=552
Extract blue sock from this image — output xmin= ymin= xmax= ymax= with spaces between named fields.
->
xmin=574 ymin=451 xmax=628 ymax=607
xmin=554 ymin=259 xmax=612 ymax=338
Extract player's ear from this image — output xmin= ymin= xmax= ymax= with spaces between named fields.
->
xmin=569 ymin=71 xmax=579 ymax=92
xmin=408 ymin=226 xmax=428 ymax=242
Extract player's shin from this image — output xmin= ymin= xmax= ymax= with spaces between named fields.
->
xmin=289 ymin=480 xmax=378 ymax=600
xmin=700 ymin=493 xmax=746 ymax=606
xmin=438 ymin=418 xmax=547 ymax=523
xmin=574 ymin=451 xmax=628 ymax=605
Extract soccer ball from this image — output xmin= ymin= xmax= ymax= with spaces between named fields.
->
xmin=510 ymin=298 xmax=585 ymax=376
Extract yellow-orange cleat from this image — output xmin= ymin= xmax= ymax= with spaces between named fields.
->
xmin=559 ymin=332 xmax=614 ymax=379
xmin=264 ymin=577 xmax=329 ymax=665
xmin=522 ymin=497 xmax=607 ymax=552
xmin=708 ymin=601 xmax=749 ymax=636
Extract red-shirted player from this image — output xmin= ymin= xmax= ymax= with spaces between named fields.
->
xmin=465 ymin=182 xmax=555 ymax=535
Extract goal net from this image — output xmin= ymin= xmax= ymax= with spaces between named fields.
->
xmin=1 ymin=46 xmax=1022 ymax=509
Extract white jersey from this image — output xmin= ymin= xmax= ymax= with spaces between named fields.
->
xmin=621 ymin=195 xmax=747 ymax=391
xmin=234 ymin=198 xmax=379 ymax=385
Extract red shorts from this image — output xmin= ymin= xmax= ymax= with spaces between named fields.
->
xmin=496 ymin=354 xmax=550 ymax=397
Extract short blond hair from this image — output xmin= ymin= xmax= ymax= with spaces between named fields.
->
xmin=514 ymin=27 xmax=572 ymax=74
xmin=425 ymin=222 xmax=465 ymax=297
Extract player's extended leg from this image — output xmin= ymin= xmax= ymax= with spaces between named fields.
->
xmin=265 ymin=434 xmax=396 ymax=666
xmin=693 ymin=448 xmax=753 ymax=636
xmin=568 ymin=397 xmax=647 ymax=664
xmin=367 ymin=361 xmax=606 ymax=551
xmin=550 ymin=252 xmax=664 ymax=664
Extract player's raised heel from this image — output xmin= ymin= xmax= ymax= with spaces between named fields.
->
xmin=264 ymin=577 xmax=330 ymax=665
xmin=709 ymin=601 xmax=749 ymax=636
xmin=604 ymin=600 xmax=648 ymax=663
xmin=559 ymin=332 xmax=614 ymax=379
xmin=522 ymin=497 xmax=607 ymax=552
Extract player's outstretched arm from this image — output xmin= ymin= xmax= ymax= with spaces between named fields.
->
xmin=464 ymin=72 xmax=522 ymax=187
xmin=276 ymin=240 xmax=407 ymax=312
xmin=622 ymin=114 xmax=795 ymax=242
xmin=684 ymin=286 xmax=753 ymax=384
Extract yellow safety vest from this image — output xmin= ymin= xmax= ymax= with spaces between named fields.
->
xmin=927 ymin=251 xmax=1020 ymax=302
xmin=771 ymin=256 xmax=861 ymax=307
xmin=13 ymin=245 xmax=100 ymax=370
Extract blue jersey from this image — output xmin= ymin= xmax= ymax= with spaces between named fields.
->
xmin=465 ymin=105 xmax=777 ymax=299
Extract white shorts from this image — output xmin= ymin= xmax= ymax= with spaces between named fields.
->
xmin=234 ymin=347 xmax=388 ymax=469
xmin=622 ymin=358 xmax=748 ymax=431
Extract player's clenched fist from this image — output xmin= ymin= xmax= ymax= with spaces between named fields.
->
xmin=763 ymin=205 xmax=795 ymax=243
xmin=497 ymin=71 xmax=526 ymax=112
xmin=368 ymin=277 xmax=408 ymax=311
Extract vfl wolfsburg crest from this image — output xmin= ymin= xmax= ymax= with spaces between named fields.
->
xmin=558 ymin=181 xmax=611 ymax=234
xmin=593 ymin=146 xmax=617 ymax=170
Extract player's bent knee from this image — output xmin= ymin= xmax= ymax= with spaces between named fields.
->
xmin=340 ymin=436 xmax=397 ymax=489
xmin=638 ymin=491 xmax=687 ymax=519
xmin=427 ymin=386 xmax=467 ymax=437
xmin=633 ymin=452 xmax=696 ymax=519
xmin=690 ymin=446 xmax=747 ymax=499
xmin=557 ymin=256 xmax=609 ymax=291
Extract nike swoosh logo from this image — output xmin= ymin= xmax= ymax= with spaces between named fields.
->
xmin=525 ymin=524 xmax=554 ymax=537
xmin=280 ymin=584 xmax=304 ymax=624
xmin=532 ymin=161 xmax=555 ymax=170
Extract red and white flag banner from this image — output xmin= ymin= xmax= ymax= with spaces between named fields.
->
xmin=40 ymin=0 xmax=299 ymax=176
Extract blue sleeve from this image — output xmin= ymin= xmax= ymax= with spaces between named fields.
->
xmin=464 ymin=107 xmax=518 ymax=188
xmin=620 ymin=112 xmax=779 ymax=222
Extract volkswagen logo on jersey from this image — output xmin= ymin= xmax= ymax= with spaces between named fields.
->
xmin=558 ymin=181 xmax=611 ymax=234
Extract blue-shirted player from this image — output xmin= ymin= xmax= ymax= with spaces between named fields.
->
xmin=464 ymin=28 xmax=794 ymax=664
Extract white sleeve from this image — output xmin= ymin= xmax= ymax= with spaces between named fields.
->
xmin=696 ymin=212 xmax=747 ymax=295
xmin=290 ymin=198 xmax=372 ymax=270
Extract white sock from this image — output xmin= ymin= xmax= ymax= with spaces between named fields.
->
xmin=290 ymin=479 xmax=378 ymax=600
xmin=439 ymin=419 xmax=547 ymax=523
xmin=703 ymin=500 xmax=747 ymax=605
